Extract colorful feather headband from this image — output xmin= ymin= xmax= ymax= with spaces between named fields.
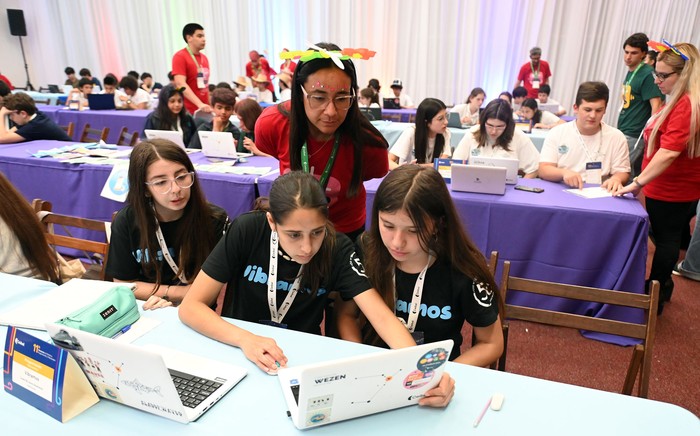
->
xmin=648 ymin=39 xmax=689 ymax=61
xmin=280 ymin=45 xmax=376 ymax=70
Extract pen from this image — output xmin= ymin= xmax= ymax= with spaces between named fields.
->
xmin=473 ymin=396 xmax=492 ymax=428
xmin=112 ymin=324 xmax=132 ymax=339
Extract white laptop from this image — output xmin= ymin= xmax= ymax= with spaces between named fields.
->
xmin=470 ymin=156 xmax=519 ymax=184
xmin=46 ymin=323 xmax=247 ymax=424
xmin=278 ymin=340 xmax=452 ymax=429
xmin=538 ymin=103 xmax=560 ymax=114
xmin=451 ymin=163 xmax=507 ymax=195
xmin=144 ymin=129 xmax=186 ymax=149
xmin=198 ymin=130 xmax=253 ymax=159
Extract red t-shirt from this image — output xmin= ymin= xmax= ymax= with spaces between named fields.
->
xmin=517 ymin=60 xmax=552 ymax=98
xmin=255 ymin=103 xmax=389 ymax=233
xmin=0 ymin=74 xmax=14 ymax=90
xmin=172 ymin=47 xmax=210 ymax=114
xmin=642 ymin=94 xmax=700 ymax=202
xmin=246 ymin=58 xmax=275 ymax=93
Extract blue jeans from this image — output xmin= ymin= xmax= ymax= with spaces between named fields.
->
xmin=679 ymin=201 xmax=700 ymax=281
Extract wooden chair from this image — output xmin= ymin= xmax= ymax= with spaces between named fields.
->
xmin=79 ymin=123 xmax=110 ymax=143
xmin=32 ymin=199 xmax=110 ymax=281
xmin=116 ymin=127 xmax=139 ymax=146
xmin=500 ymin=260 xmax=659 ymax=398
xmin=34 ymin=98 xmax=50 ymax=105
xmin=60 ymin=121 xmax=75 ymax=139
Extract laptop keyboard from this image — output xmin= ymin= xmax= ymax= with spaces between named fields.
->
xmin=169 ymin=368 xmax=222 ymax=409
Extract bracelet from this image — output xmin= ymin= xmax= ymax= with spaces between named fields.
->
xmin=162 ymin=285 xmax=171 ymax=301
xmin=632 ymin=177 xmax=644 ymax=188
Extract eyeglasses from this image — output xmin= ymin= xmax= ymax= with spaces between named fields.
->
xmin=145 ymin=172 xmax=195 ymax=194
xmin=300 ymin=86 xmax=356 ymax=111
xmin=652 ymin=71 xmax=677 ymax=82
xmin=485 ymin=122 xmax=507 ymax=131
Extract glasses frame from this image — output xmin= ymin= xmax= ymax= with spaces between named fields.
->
xmin=300 ymin=85 xmax=356 ymax=111
xmin=484 ymin=122 xmax=507 ymax=131
xmin=652 ymin=71 xmax=677 ymax=82
xmin=144 ymin=171 xmax=195 ymax=194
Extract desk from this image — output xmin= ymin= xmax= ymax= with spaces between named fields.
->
xmin=381 ymin=108 xmax=416 ymax=123
xmin=0 ymin=140 xmax=278 ymax=222
xmin=371 ymin=120 xmax=467 ymax=150
xmin=1 ymin=273 xmax=697 ymax=435
xmin=13 ymin=90 xmax=68 ymax=106
xmin=365 ymin=177 xmax=648 ymax=346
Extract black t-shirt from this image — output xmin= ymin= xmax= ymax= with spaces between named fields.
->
xmin=188 ymin=121 xmax=242 ymax=149
xmin=16 ymin=112 xmax=72 ymax=142
xmin=202 ymin=212 xmax=371 ymax=335
xmin=394 ymin=260 xmax=499 ymax=358
xmin=106 ymin=204 xmax=228 ymax=284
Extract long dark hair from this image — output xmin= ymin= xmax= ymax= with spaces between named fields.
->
xmin=361 ymin=166 xmax=499 ymax=342
xmin=154 ymin=84 xmax=188 ymax=131
xmin=414 ymin=98 xmax=447 ymax=163
xmin=283 ymin=42 xmax=388 ymax=197
xmin=268 ymin=172 xmax=336 ymax=294
xmin=475 ymin=99 xmax=516 ymax=151
xmin=522 ymin=98 xmax=542 ymax=124
xmin=125 ymin=139 xmax=225 ymax=286
xmin=0 ymin=173 xmax=60 ymax=283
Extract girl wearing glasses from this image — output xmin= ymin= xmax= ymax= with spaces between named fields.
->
xmin=615 ymin=42 xmax=700 ymax=313
xmin=453 ymin=99 xmax=539 ymax=178
xmin=106 ymin=139 xmax=229 ymax=310
xmin=143 ymin=84 xmax=197 ymax=147
xmin=255 ymin=42 xmax=389 ymax=242
xmin=388 ymin=98 xmax=452 ymax=170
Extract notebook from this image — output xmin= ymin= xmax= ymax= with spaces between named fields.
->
xmin=278 ymin=340 xmax=452 ymax=429
xmin=447 ymin=111 xmax=469 ymax=129
xmin=45 ymin=323 xmax=247 ymax=424
xmin=383 ymin=98 xmax=401 ymax=109
xmin=87 ymin=93 xmax=117 ymax=110
xmin=198 ymin=130 xmax=253 ymax=159
xmin=515 ymin=121 xmax=532 ymax=133
xmin=144 ymin=129 xmax=186 ymax=148
xmin=359 ymin=107 xmax=382 ymax=121
xmin=469 ymin=156 xmax=519 ymax=184
xmin=450 ymin=163 xmax=507 ymax=195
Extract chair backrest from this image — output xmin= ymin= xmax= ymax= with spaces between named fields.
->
xmin=79 ymin=123 xmax=110 ymax=143
xmin=32 ymin=199 xmax=110 ymax=281
xmin=383 ymin=113 xmax=403 ymax=122
xmin=60 ymin=121 xmax=75 ymax=139
xmin=116 ymin=126 xmax=139 ymax=146
xmin=34 ymin=98 xmax=50 ymax=105
xmin=500 ymin=260 xmax=659 ymax=397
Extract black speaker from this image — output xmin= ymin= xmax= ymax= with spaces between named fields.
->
xmin=7 ymin=9 xmax=27 ymax=37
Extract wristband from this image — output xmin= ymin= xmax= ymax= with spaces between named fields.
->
xmin=163 ymin=285 xmax=171 ymax=301
xmin=633 ymin=177 xmax=644 ymax=188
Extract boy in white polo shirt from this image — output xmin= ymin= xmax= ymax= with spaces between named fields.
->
xmin=539 ymin=81 xmax=630 ymax=191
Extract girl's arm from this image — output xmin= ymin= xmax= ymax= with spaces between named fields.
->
xmin=334 ymin=298 xmax=362 ymax=343
xmin=178 ymin=271 xmax=287 ymax=373
xmin=453 ymin=316 xmax=504 ymax=367
xmin=353 ymin=288 xmax=415 ymax=348
xmin=615 ymin=148 xmax=680 ymax=196
xmin=388 ymin=152 xmax=400 ymax=169
xmin=113 ymin=278 xmax=189 ymax=309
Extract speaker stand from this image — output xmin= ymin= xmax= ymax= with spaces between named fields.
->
xmin=18 ymin=35 xmax=34 ymax=91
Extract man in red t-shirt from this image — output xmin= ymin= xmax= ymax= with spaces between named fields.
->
xmin=172 ymin=23 xmax=212 ymax=114
xmin=246 ymin=51 xmax=276 ymax=95
xmin=514 ymin=47 xmax=552 ymax=99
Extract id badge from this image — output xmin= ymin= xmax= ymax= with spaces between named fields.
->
xmin=411 ymin=331 xmax=425 ymax=345
xmin=532 ymin=78 xmax=540 ymax=89
xmin=196 ymin=71 xmax=205 ymax=89
xmin=585 ymin=161 xmax=602 ymax=185
xmin=259 ymin=319 xmax=288 ymax=329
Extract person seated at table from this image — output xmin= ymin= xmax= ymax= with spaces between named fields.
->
xmin=233 ymin=75 xmax=250 ymax=93
xmin=79 ymin=68 xmax=102 ymax=90
xmin=453 ymin=99 xmax=539 ymax=178
xmin=140 ymin=72 xmax=163 ymax=95
xmin=277 ymin=72 xmax=292 ymax=102
xmin=539 ymin=81 xmax=630 ymax=191
xmin=251 ymin=73 xmax=273 ymax=104
xmin=520 ymin=98 xmax=565 ymax=129
xmin=65 ymin=77 xmax=93 ymax=110
xmin=388 ymin=98 xmax=451 ymax=169
xmin=64 ymin=66 xmax=78 ymax=88
xmin=358 ymin=87 xmax=381 ymax=108
xmin=118 ymin=75 xmax=151 ymax=110
xmin=512 ymin=86 xmax=528 ymax=114
xmin=0 ymin=80 xmax=10 ymax=107
xmin=498 ymin=91 xmax=512 ymax=104
xmin=234 ymin=98 xmax=269 ymax=156
xmin=450 ymin=87 xmax=486 ymax=126
xmin=106 ymin=139 xmax=229 ymax=310
xmin=0 ymin=173 xmax=60 ymax=283
xmin=100 ymin=73 xmax=127 ymax=107
xmin=337 ymin=165 xmax=504 ymax=366
xmin=537 ymin=84 xmax=567 ymax=116
xmin=127 ymin=70 xmax=140 ymax=80
xmin=189 ymin=88 xmax=240 ymax=149
xmin=388 ymin=79 xmax=414 ymax=109
xmin=144 ymin=84 xmax=197 ymax=146
xmin=367 ymin=78 xmax=383 ymax=107
xmin=0 ymin=93 xmax=71 ymax=143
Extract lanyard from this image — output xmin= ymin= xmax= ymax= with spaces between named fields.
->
xmin=574 ymin=123 xmax=603 ymax=162
xmin=185 ymin=46 xmax=202 ymax=73
xmin=530 ymin=61 xmax=540 ymax=79
xmin=154 ymin=221 xmax=188 ymax=284
xmin=301 ymin=134 xmax=340 ymax=190
xmin=267 ymin=231 xmax=304 ymax=324
xmin=625 ymin=62 xmax=644 ymax=86
xmin=394 ymin=255 xmax=432 ymax=333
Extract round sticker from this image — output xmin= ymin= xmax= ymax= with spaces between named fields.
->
xmin=403 ymin=369 xmax=434 ymax=390
xmin=558 ymin=144 xmax=569 ymax=154
xmin=416 ymin=348 xmax=448 ymax=372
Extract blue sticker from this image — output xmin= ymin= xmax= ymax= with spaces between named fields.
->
xmin=558 ymin=144 xmax=569 ymax=154
xmin=471 ymin=148 xmax=480 ymax=156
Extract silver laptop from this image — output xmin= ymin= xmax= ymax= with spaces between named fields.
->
xmin=278 ymin=340 xmax=452 ymax=429
xmin=198 ymin=130 xmax=253 ymax=159
xmin=46 ymin=323 xmax=247 ymax=424
xmin=451 ymin=163 xmax=507 ymax=195
xmin=144 ymin=129 xmax=186 ymax=149
xmin=538 ymin=103 xmax=560 ymax=114
xmin=470 ymin=156 xmax=519 ymax=184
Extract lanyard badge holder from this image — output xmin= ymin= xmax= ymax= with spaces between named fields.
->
xmin=154 ymin=220 xmax=188 ymax=284
xmin=395 ymin=255 xmax=432 ymax=345
xmin=575 ymin=125 xmax=603 ymax=185
xmin=186 ymin=46 xmax=206 ymax=90
xmin=263 ymin=231 xmax=303 ymax=329
xmin=301 ymin=134 xmax=341 ymax=190
xmin=530 ymin=61 xmax=540 ymax=89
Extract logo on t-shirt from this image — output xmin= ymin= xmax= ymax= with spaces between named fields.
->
xmin=349 ymin=251 xmax=367 ymax=278
xmin=395 ymin=300 xmax=452 ymax=320
xmin=473 ymin=281 xmax=494 ymax=307
xmin=558 ymin=144 xmax=569 ymax=155
xmin=243 ymin=264 xmax=327 ymax=296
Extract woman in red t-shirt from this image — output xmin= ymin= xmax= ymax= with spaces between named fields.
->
xmin=615 ymin=42 xmax=700 ymax=313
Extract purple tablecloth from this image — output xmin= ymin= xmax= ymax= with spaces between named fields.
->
xmin=381 ymin=108 xmax=416 ymax=123
xmin=35 ymin=106 xmax=150 ymax=143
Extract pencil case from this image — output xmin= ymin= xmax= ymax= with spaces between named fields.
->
xmin=56 ymin=285 xmax=140 ymax=338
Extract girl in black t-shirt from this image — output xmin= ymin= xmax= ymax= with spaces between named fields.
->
xmin=348 ymin=165 xmax=504 ymax=366
xmin=106 ymin=139 xmax=228 ymax=309
xmin=143 ymin=84 xmax=197 ymax=145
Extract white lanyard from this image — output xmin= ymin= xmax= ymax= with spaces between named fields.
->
xmin=574 ymin=124 xmax=603 ymax=162
xmin=267 ymin=231 xmax=303 ymax=324
xmin=154 ymin=221 xmax=188 ymax=284
xmin=395 ymin=255 xmax=432 ymax=333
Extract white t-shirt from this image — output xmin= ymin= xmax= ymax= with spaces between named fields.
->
xmin=387 ymin=92 xmax=414 ymax=108
xmin=450 ymin=104 xmax=479 ymax=126
xmin=538 ymin=110 xmax=561 ymax=126
xmin=126 ymin=88 xmax=151 ymax=109
xmin=358 ymin=102 xmax=381 ymax=108
xmin=390 ymin=125 xmax=452 ymax=164
xmin=253 ymin=88 xmax=273 ymax=104
xmin=0 ymin=216 xmax=39 ymax=279
xmin=539 ymin=121 xmax=631 ymax=177
xmin=453 ymin=126 xmax=539 ymax=174
xmin=100 ymin=89 xmax=127 ymax=108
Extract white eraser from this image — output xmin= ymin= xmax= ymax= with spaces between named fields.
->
xmin=490 ymin=393 xmax=505 ymax=411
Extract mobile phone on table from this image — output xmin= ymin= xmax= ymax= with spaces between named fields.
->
xmin=514 ymin=185 xmax=544 ymax=193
